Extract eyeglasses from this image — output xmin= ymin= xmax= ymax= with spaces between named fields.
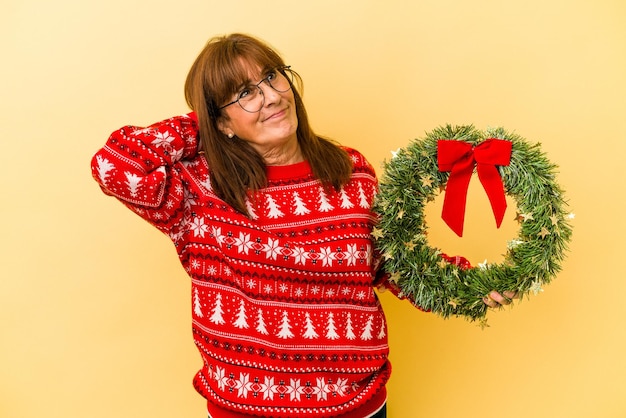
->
xmin=219 ymin=66 xmax=294 ymax=113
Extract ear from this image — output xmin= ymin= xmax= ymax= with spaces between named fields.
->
xmin=217 ymin=117 xmax=233 ymax=137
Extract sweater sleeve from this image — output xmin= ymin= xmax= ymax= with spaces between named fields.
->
xmin=347 ymin=147 xmax=429 ymax=311
xmin=90 ymin=113 xmax=199 ymax=234
xmin=373 ymin=264 xmax=430 ymax=312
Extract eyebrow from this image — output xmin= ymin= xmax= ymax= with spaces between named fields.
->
xmin=235 ymin=67 xmax=274 ymax=91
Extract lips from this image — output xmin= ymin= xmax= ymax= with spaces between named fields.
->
xmin=263 ymin=108 xmax=287 ymax=122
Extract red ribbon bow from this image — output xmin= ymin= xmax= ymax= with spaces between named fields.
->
xmin=437 ymin=138 xmax=512 ymax=237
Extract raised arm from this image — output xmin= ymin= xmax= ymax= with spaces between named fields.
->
xmin=90 ymin=113 xmax=199 ymax=234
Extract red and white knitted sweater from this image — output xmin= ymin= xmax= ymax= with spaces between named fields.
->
xmin=91 ymin=113 xmax=397 ymax=417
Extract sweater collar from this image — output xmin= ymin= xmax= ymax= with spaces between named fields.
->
xmin=265 ymin=160 xmax=312 ymax=181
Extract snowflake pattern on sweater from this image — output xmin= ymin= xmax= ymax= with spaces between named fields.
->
xmin=91 ymin=113 xmax=392 ymax=417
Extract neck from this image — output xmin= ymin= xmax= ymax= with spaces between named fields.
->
xmin=262 ymin=142 xmax=304 ymax=166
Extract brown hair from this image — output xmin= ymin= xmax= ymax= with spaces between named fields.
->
xmin=184 ymin=33 xmax=353 ymax=215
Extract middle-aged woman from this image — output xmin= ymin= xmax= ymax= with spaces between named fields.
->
xmin=91 ymin=33 xmax=514 ymax=418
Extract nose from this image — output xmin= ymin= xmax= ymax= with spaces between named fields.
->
xmin=258 ymin=82 xmax=281 ymax=106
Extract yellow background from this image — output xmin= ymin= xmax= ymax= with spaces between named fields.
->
xmin=2 ymin=1 xmax=625 ymax=417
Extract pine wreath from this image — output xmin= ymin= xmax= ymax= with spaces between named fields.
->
xmin=372 ymin=125 xmax=573 ymax=322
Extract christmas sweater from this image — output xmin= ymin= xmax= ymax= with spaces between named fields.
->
xmin=91 ymin=113 xmax=392 ymax=417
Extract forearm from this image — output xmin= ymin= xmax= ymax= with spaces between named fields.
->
xmin=91 ymin=113 xmax=199 ymax=205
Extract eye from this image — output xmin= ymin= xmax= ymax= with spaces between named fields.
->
xmin=265 ymin=70 xmax=278 ymax=82
xmin=237 ymin=86 xmax=254 ymax=100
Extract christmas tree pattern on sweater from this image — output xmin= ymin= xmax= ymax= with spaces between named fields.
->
xmin=91 ymin=113 xmax=391 ymax=417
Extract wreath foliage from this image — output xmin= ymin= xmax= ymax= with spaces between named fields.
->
xmin=373 ymin=125 xmax=573 ymax=321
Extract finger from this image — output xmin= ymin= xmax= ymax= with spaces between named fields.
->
xmin=503 ymin=291 xmax=519 ymax=300
xmin=482 ymin=295 xmax=499 ymax=308
xmin=488 ymin=290 xmax=512 ymax=306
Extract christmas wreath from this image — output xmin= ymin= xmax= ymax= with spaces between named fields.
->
xmin=372 ymin=125 xmax=573 ymax=322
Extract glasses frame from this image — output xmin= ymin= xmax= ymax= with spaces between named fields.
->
xmin=219 ymin=65 xmax=293 ymax=113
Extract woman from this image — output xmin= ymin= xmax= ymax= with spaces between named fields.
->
xmin=91 ymin=33 xmax=512 ymax=418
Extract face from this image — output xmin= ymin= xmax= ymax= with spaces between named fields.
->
xmin=218 ymin=65 xmax=299 ymax=162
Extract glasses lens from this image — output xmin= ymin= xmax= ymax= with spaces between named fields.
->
xmin=236 ymin=67 xmax=294 ymax=113
xmin=268 ymin=69 xmax=293 ymax=92
xmin=239 ymin=87 xmax=263 ymax=112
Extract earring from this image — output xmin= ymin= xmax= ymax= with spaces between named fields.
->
xmin=227 ymin=133 xmax=234 ymax=139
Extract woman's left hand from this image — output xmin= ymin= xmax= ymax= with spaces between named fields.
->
xmin=483 ymin=290 xmax=518 ymax=308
